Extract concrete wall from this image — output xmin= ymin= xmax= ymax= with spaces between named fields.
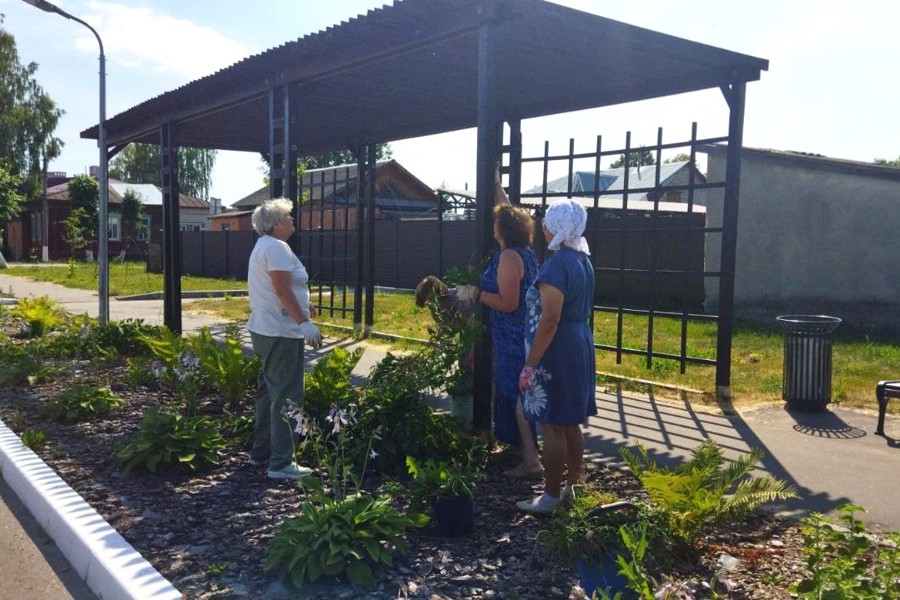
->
xmin=705 ymin=148 xmax=900 ymax=330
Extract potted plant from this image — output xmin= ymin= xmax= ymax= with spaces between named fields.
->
xmin=406 ymin=455 xmax=480 ymax=537
xmin=538 ymin=489 xmax=671 ymax=600
xmin=423 ymin=296 xmax=482 ymax=431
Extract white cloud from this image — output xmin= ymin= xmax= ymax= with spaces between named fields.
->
xmin=70 ymin=2 xmax=252 ymax=80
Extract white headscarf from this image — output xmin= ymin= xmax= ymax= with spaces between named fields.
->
xmin=544 ymin=199 xmax=590 ymax=255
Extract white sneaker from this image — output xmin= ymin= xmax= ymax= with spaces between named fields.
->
xmin=516 ymin=492 xmax=561 ymax=514
xmin=267 ymin=462 xmax=313 ymax=480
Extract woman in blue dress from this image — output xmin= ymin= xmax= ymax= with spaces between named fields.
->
xmin=474 ymin=167 xmax=541 ymax=478
xmin=516 ymin=199 xmax=597 ymax=513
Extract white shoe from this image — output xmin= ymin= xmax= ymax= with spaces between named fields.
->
xmin=267 ymin=462 xmax=313 ymax=479
xmin=516 ymin=492 xmax=561 ymax=514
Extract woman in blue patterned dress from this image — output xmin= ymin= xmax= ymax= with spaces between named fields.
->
xmin=473 ymin=167 xmax=541 ymax=478
xmin=516 ymin=199 xmax=597 ymax=513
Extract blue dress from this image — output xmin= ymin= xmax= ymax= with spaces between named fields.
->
xmin=480 ymin=247 xmax=539 ymax=445
xmin=523 ymin=248 xmax=597 ymax=425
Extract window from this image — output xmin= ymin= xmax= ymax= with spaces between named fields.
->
xmin=220 ymin=223 xmax=231 ymax=231
xmin=137 ymin=215 xmax=151 ymax=241
xmin=180 ymin=223 xmax=204 ymax=232
xmin=30 ymin=212 xmax=43 ymax=242
xmin=108 ymin=213 xmax=121 ymax=241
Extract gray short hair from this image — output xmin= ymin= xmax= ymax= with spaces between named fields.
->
xmin=251 ymin=198 xmax=294 ymax=235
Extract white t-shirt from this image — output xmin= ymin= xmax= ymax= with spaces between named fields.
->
xmin=246 ymin=235 xmax=311 ymax=338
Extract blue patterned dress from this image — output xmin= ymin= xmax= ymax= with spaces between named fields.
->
xmin=523 ymin=247 xmax=597 ymax=425
xmin=480 ymin=247 xmax=539 ymax=445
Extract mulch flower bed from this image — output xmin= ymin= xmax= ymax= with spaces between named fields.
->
xmin=0 ymin=350 xmax=810 ymax=600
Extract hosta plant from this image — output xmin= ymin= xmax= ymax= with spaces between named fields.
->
xmin=621 ymin=439 xmax=797 ymax=550
xmin=303 ymin=346 xmax=362 ymax=423
xmin=265 ymin=479 xmax=428 ymax=590
xmin=114 ymin=407 xmax=225 ymax=474
xmin=45 ymin=385 xmax=125 ymax=422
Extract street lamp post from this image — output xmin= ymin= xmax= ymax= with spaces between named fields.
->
xmin=23 ymin=0 xmax=109 ymax=325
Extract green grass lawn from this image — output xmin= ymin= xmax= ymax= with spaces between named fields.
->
xmin=4 ymin=262 xmax=246 ymax=296
xmin=6 ymin=263 xmax=897 ymax=412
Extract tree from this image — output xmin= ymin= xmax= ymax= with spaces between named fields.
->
xmin=610 ymin=148 xmax=655 ymax=169
xmin=301 ymin=143 xmax=392 ymax=169
xmin=67 ymin=174 xmax=98 ymax=251
xmin=0 ymin=163 xmax=24 ymax=267
xmin=120 ymin=188 xmax=146 ymax=255
xmin=665 ymin=153 xmax=692 ymax=164
xmin=109 ymin=144 xmax=217 ymax=200
xmin=0 ymin=19 xmax=64 ymax=200
xmin=874 ymin=155 xmax=900 ymax=168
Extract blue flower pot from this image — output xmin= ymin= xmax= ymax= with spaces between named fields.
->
xmin=576 ymin=555 xmax=634 ymax=599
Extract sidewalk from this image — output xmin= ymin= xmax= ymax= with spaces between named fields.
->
xmin=0 ymin=272 xmax=898 ymax=599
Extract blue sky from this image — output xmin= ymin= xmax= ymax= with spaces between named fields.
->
xmin=3 ymin=0 xmax=898 ymax=206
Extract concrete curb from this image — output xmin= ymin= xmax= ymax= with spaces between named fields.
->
xmin=0 ymin=418 xmax=182 ymax=600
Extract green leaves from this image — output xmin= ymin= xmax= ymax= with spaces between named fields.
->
xmin=406 ymin=455 xmax=480 ymax=502
xmin=790 ymin=504 xmax=900 ymax=600
xmin=114 ymin=407 xmax=225 ymax=474
xmin=620 ymin=439 xmax=797 ymax=549
xmin=10 ymin=295 xmax=65 ymax=337
xmin=265 ymin=492 xmax=428 ymax=590
xmin=45 ymin=385 xmax=124 ymax=422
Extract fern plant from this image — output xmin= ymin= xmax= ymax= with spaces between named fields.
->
xmin=10 ymin=295 xmax=66 ymax=337
xmin=620 ymin=439 xmax=797 ymax=549
xmin=190 ymin=327 xmax=260 ymax=410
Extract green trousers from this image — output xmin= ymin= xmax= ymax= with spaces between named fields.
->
xmin=249 ymin=332 xmax=305 ymax=470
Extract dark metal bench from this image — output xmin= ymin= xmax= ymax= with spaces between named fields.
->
xmin=875 ymin=380 xmax=900 ymax=435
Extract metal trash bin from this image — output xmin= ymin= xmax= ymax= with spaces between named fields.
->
xmin=776 ymin=315 xmax=842 ymax=412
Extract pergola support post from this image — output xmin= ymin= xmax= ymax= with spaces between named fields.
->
xmin=715 ymin=81 xmax=746 ymax=401
xmin=473 ymin=20 xmax=502 ymax=432
xmin=364 ymin=144 xmax=377 ymax=334
xmin=160 ymin=123 xmax=182 ymax=333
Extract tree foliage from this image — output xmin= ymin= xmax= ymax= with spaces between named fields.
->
xmin=67 ymin=174 xmax=98 ymax=246
xmin=0 ymin=19 xmax=64 ymax=200
xmin=665 ymin=153 xmax=692 ymax=164
xmin=302 ymin=144 xmax=393 ymax=170
xmin=874 ymin=155 xmax=900 ymax=168
xmin=0 ymin=163 xmax=24 ymax=246
xmin=109 ymin=143 xmax=217 ymax=200
xmin=610 ymin=148 xmax=655 ymax=169
xmin=120 ymin=188 xmax=146 ymax=242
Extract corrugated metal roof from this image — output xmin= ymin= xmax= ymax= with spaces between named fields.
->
xmin=526 ymin=161 xmax=697 ymax=200
xmin=81 ymin=0 xmax=767 ymax=157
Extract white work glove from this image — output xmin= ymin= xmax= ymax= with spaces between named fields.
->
xmin=456 ymin=284 xmax=480 ymax=303
xmin=298 ymin=320 xmax=322 ymax=348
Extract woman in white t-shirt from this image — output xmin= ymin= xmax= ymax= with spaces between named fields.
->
xmin=246 ymin=198 xmax=322 ymax=480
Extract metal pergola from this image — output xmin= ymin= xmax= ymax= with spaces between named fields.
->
xmin=82 ymin=0 xmax=768 ymax=423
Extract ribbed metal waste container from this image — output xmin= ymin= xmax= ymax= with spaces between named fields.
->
xmin=776 ymin=315 xmax=842 ymax=412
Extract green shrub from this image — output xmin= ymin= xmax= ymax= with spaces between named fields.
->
xmin=218 ymin=413 xmax=254 ymax=449
xmin=266 ymin=481 xmax=428 ymax=590
xmin=10 ymin=295 xmax=66 ymax=337
xmin=38 ymin=317 xmax=159 ymax=360
xmin=303 ymin=346 xmax=362 ymax=423
xmin=20 ymin=429 xmax=47 ymax=450
xmin=45 ymin=385 xmax=125 ymax=422
xmin=114 ymin=407 xmax=225 ymax=474
xmin=0 ymin=346 xmax=65 ymax=386
xmin=621 ymin=439 xmax=797 ymax=550
xmin=405 ymin=454 xmax=481 ymax=503
xmin=790 ymin=504 xmax=900 ymax=600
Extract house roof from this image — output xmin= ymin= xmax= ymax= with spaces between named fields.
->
xmin=45 ymin=179 xmax=208 ymax=209
xmin=523 ymin=161 xmax=705 ymax=201
xmin=703 ymin=145 xmax=900 ymax=182
xmin=81 ymin=0 xmax=767 ymax=157
xmin=232 ymin=159 xmax=434 ymax=209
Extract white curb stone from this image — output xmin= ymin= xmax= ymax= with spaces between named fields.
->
xmin=0 ymin=418 xmax=182 ymax=600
